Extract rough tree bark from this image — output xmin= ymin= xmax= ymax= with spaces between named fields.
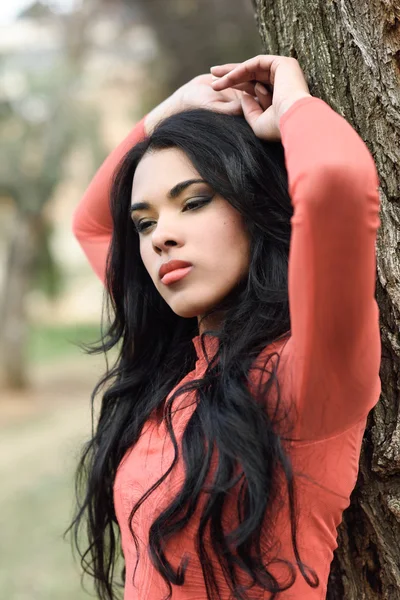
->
xmin=252 ymin=1 xmax=400 ymax=598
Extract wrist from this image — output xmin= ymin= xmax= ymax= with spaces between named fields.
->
xmin=277 ymin=93 xmax=313 ymax=122
xmin=144 ymin=91 xmax=183 ymax=136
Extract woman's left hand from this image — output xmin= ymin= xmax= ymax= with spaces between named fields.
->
xmin=210 ymin=55 xmax=312 ymax=141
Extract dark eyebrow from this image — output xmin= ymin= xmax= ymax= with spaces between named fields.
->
xmin=130 ymin=178 xmax=206 ymax=213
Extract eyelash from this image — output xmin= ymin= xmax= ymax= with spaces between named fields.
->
xmin=134 ymin=196 xmax=213 ymax=233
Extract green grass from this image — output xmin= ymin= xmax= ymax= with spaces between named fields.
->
xmin=0 ymin=323 xmax=125 ymax=599
xmin=28 ymin=323 xmax=102 ymax=364
xmin=0 ymin=468 xmax=95 ymax=600
xmin=0 ymin=403 xmax=98 ymax=600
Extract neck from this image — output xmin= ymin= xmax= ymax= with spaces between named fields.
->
xmin=198 ymin=311 xmax=224 ymax=335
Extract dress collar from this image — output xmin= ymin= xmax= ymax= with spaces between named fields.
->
xmin=191 ymin=333 xmax=219 ymax=365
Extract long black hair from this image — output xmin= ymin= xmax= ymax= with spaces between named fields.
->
xmin=68 ymin=108 xmax=320 ymax=599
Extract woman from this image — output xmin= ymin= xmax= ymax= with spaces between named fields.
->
xmin=70 ymin=56 xmax=382 ymax=600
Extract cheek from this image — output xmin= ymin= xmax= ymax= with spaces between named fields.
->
xmin=211 ymin=216 xmax=250 ymax=268
xmin=139 ymin=242 xmax=154 ymax=278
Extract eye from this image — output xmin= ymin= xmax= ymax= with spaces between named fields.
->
xmin=182 ymin=196 xmax=213 ymax=212
xmin=134 ymin=219 xmax=155 ymax=233
xmin=133 ymin=196 xmax=213 ymax=234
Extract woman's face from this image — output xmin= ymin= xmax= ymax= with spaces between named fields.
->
xmin=130 ymin=148 xmax=250 ymax=324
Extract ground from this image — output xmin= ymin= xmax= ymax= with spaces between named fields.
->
xmin=0 ymin=351 xmax=106 ymax=600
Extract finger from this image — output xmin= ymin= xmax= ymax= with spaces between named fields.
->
xmin=229 ymin=82 xmax=257 ymax=95
xmin=211 ymin=78 xmax=258 ymax=96
xmin=242 ymin=93 xmax=281 ymax=141
xmin=210 ymin=63 xmax=240 ymax=76
xmin=211 ymin=55 xmax=279 ymax=91
xmin=254 ymin=82 xmax=272 ymax=111
xmin=240 ymin=92 xmax=264 ymax=130
xmin=211 ymin=99 xmax=242 ymax=116
xmin=232 ymin=80 xmax=273 ymax=95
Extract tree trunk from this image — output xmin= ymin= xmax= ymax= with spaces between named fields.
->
xmin=0 ymin=212 xmax=42 ymax=389
xmin=0 ymin=4 xmax=99 ymax=391
xmin=252 ymin=1 xmax=400 ymax=598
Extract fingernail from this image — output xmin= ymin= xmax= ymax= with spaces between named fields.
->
xmin=211 ymin=75 xmax=218 ymax=81
xmin=255 ymin=82 xmax=268 ymax=95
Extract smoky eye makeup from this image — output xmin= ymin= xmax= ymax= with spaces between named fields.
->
xmin=131 ymin=184 xmax=215 ymax=233
xmin=132 ymin=195 xmax=214 ymax=233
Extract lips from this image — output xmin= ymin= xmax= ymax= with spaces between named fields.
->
xmin=158 ymin=260 xmax=193 ymax=280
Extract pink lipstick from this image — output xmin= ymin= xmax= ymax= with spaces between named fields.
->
xmin=161 ymin=266 xmax=192 ymax=285
xmin=158 ymin=260 xmax=193 ymax=286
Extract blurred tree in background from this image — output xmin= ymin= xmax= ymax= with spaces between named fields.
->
xmin=100 ymin=0 xmax=261 ymax=106
xmin=0 ymin=3 xmax=102 ymax=389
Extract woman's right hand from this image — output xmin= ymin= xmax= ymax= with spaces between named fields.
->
xmin=210 ymin=56 xmax=311 ymax=141
xmin=144 ymin=74 xmax=246 ymax=135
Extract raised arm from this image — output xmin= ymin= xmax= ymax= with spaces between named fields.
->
xmin=279 ymin=96 xmax=381 ymax=440
xmin=211 ymin=56 xmax=381 ymax=440
xmin=72 ymin=118 xmax=146 ymax=284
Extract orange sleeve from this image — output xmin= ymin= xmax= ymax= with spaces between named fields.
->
xmin=72 ymin=117 xmax=147 ymax=284
xmin=279 ymin=97 xmax=381 ymax=441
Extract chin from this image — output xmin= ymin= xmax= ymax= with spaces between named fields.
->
xmin=171 ymin=305 xmax=203 ymax=319
xmin=168 ymin=298 xmax=215 ymax=320
xmin=164 ymin=287 xmax=233 ymax=320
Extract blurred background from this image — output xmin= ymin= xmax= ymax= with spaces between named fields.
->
xmin=0 ymin=1 xmax=260 ymax=598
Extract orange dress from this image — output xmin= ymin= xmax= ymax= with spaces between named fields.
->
xmin=73 ymin=96 xmax=382 ymax=599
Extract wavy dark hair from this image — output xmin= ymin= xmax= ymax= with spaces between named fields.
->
xmin=68 ymin=108 xmax=320 ymax=599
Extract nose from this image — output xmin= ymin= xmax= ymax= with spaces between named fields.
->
xmin=151 ymin=219 xmax=183 ymax=254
